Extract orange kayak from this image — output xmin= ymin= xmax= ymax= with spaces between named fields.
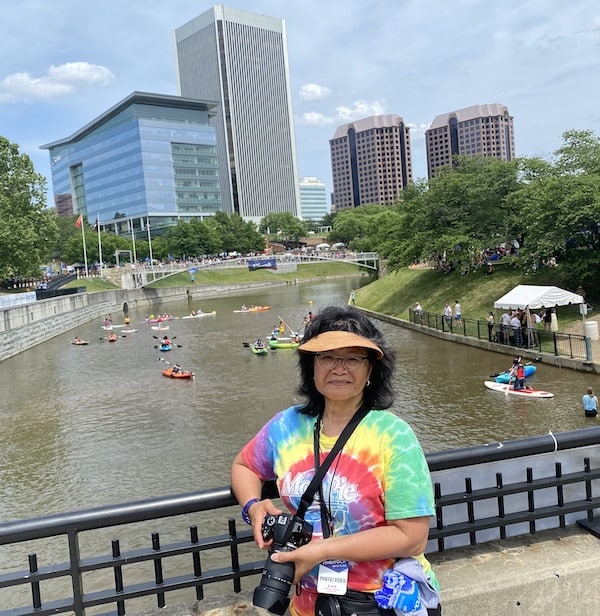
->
xmin=162 ymin=368 xmax=194 ymax=379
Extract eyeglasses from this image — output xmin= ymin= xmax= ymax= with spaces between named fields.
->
xmin=315 ymin=353 xmax=369 ymax=372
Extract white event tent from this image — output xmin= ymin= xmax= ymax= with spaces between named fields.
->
xmin=493 ymin=285 xmax=584 ymax=311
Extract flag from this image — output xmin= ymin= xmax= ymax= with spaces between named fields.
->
xmin=75 ymin=214 xmax=83 ymax=228
xmin=92 ymin=216 xmax=99 ymax=231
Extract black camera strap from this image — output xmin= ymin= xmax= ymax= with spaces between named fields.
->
xmin=295 ymin=405 xmax=370 ymax=525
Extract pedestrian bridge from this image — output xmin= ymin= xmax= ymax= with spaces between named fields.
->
xmin=131 ymin=252 xmax=379 ymax=287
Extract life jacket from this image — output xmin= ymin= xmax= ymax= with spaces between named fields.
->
xmin=516 ymin=365 xmax=525 ymax=378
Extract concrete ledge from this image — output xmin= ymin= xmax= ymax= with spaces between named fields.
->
xmin=132 ymin=526 xmax=600 ymax=616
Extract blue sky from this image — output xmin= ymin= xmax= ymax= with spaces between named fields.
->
xmin=2 ymin=0 xmax=600 ymax=206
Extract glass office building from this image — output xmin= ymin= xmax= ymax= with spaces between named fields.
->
xmin=175 ymin=5 xmax=300 ymax=223
xmin=41 ymin=92 xmax=221 ymax=237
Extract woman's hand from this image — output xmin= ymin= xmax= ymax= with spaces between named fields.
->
xmin=248 ymin=499 xmax=284 ymax=549
xmin=270 ymin=539 xmax=325 ymax=584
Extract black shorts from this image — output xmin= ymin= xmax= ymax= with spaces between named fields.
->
xmin=585 ymin=409 xmax=598 ymax=418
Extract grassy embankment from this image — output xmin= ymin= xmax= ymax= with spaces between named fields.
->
xmin=356 ymin=264 xmax=585 ymax=329
xmin=67 ymin=261 xmax=585 ymax=329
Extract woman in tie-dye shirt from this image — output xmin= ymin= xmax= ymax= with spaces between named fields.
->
xmin=231 ymin=306 xmax=440 ymax=616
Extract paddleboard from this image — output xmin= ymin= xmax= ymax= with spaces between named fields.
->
xmin=484 ymin=381 xmax=554 ymax=398
xmin=121 ymin=329 xmax=138 ymax=333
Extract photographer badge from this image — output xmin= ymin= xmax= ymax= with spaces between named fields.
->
xmin=317 ymin=559 xmax=349 ymax=595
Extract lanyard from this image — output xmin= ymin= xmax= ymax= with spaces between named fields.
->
xmin=295 ymin=406 xmax=369 ymax=532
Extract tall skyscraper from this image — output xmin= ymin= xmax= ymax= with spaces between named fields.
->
xmin=329 ymin=115 xmax=412 ymax=211
xmin=425 ymin=103 xmax=515 ymax=178
xmin=174 ymin=5 xmax=300 ymax=223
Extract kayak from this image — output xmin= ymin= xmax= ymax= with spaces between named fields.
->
xmin=159 ymin=344 xmax=172 ymax=352
xmin=181 ymin=311 xmax=216 ymax=319
xmin=250 ymin=344 xmax=268 ymax=355
xmin=71 ymin=340 xmax=89 ymax=345
xmin=107 ymin=335 xmax=118 ymax=343
xmin=233 ymin=306 xmax=271 ymax=313
xmin=268 ymin=339 xmax=300 ymax=349
xmin=162 ymin=368 xmax=194 ymax=379
xmin=484 ymin=381 xmax=554 ymax=398
xmin=494 ymin=364 xmax=537 ymax=384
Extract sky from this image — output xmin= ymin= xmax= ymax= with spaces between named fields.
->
xmin=2 ymin=0 xmax=600 ymax=206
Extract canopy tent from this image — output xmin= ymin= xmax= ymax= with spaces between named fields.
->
xmin=494 ymin=285 xmax=584 ymax=310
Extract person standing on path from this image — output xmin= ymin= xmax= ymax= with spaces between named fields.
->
xmin=582 ymin=387 xmax=598 ymax=417
xmin=454 ymin=300 xmax=461 ymax=322
xmin=444 ymin=303 xmax=452 ymax=325
xmin=487 ymin=311 xmax=495 ymax=342
xmin=414 ymin=302 xmax=423 ymax=323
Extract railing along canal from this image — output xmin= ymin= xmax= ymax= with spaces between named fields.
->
xmin=409 ymin=308 xmax=589 ymax=362
xmin=1 ymin=427 xmax=599 ymax=615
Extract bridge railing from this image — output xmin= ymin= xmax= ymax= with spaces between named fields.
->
xmin=0 ymin=427 xmax=598 ymax=615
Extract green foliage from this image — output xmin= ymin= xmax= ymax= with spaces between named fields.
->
xmin=259 ymin=211 xmax=308 ymax=243
xmin=209 ymin=212 xmax=265 ymax=253
xmin=0 ymin=136 xmax=59 ymax=279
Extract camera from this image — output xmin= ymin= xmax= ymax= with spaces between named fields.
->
xmin=252 ymin=513 xmax=313 ymax=615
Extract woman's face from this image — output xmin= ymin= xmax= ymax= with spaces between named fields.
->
xmin=313 ymin=346 xmax=372 ymax=403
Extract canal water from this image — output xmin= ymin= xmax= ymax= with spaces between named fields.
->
xmin=1 ymin=276 xmax=598 ymax=611
xmin=0 ymin=276 xmax=595 ymax=524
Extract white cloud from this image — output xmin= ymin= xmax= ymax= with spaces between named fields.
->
xmin=298 ymin=99 xmax=386 ymax=127
xmin=298 ymin=83 xmax=331 ymax=101
xmin=0 ymin=62 xmax=115 ymax=103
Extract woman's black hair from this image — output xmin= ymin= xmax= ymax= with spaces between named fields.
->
xmin=296 ymin=305 xmax=396 ymax=416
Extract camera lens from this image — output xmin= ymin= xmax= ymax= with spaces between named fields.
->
xmin=252 ymin=553 xmax=296 ymax=615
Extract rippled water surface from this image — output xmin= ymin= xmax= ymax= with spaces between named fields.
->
xmin=0 ymin=278 xmax=594 ymax=523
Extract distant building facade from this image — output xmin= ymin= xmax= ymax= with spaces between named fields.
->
xmin=425 ymin=103 xmax=515 ymax=178
xmin=41 ymin=92 xmax=221 ymax=237
xmin=175 ymin=5 xmax=300 ymax=224
xmin=299 ymin=177 xmax=328 ymax=221
xmin=329 ymin=114 xmax=412 ymax=210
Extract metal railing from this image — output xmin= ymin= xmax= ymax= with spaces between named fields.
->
xmin=409 ymin=308 xmax=589 ymax=361
xmin=0 ymin=427 xmax=599 ymax=616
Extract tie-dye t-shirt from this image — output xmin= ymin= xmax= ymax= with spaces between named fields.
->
xmin=240 ymin=404 xmax=436 ymax=616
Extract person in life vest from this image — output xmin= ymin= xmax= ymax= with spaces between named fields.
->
xmin=511 ymin=357 xmax=526 ymax=390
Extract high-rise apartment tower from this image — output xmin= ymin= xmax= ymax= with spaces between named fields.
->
xmin=329 ymin=115 xmax=412 ymax=211
xmin=174 ymin=5 xmax=300 ymax=223
xmin=425 ymin=103 xmax=515 ymax=178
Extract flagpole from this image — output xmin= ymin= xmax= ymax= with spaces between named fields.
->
xmin=79 ymin=215 xmax=89 ymax=276
xmin=130 ymin=219 xmax=137 ymax=263
xmin=146 ymin=217 xmax=154 ymax=280
xmin=96 ymin=214 xmax=103 ymax=277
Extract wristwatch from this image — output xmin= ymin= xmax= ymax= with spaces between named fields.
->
xmin=241 ymin=498 xmax=261 ymax=525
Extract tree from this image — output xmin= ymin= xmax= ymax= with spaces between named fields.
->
xmin=207 ymin=212 xmax=264 ymax=254
xmin=0 ymin=137 xmax=59 ymax=279
xmin=259 ymin=211 xmax=308 ymax=245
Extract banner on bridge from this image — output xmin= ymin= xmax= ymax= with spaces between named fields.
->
xmin=247 ymin=257 xmax=277 ymax=271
